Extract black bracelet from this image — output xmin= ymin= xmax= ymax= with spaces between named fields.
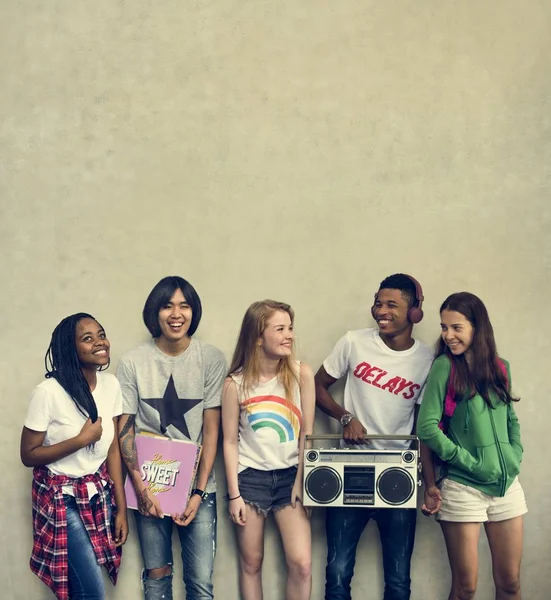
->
xmin=228 ymin=494 xmax=241 ymax=501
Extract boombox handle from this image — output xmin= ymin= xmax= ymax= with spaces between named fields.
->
xmin=305 ymin=434 xmax=419 ymax=450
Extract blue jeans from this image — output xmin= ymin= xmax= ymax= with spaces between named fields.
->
xmin=135 ymin=493 xmax=217 ymax=600
xmin=65 ymin=494 xmax=110 ymax=599
xmin=325 ymin=507 xmax=417 ymax=600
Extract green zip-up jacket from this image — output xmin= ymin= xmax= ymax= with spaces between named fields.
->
xmin=417 ymin=355 xmax=523 ymax=497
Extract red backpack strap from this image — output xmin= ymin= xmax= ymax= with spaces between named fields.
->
xmin=447 ymin=359 xmax=456 ymax=397
xmin=497 ymin=358 xmax=508 ymax=387
xmin=438 ymin=358 xmax=456 ymax=433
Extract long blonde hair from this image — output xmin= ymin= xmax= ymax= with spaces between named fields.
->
xmin=229 ymin=300 xmax=299 ymax=406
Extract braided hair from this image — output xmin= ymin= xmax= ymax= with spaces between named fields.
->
xmin=45 ymin=312 xmax=101 ymax=422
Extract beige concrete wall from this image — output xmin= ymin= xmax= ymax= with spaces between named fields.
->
xmin=1 ymin=1 xmax=550 ymax=598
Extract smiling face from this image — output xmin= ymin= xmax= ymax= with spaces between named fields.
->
xmin=440 ymin=309 xmax=475 ymax=359
xmin=75 ymin=318 xmax=110 ymax=370
xmin=259 ymin=310 xmax=294 ymax=359
xmin=372 ymin=288 xmax=411 ymax=336
xmin=157 ymin=288 xmax=193 ymax=343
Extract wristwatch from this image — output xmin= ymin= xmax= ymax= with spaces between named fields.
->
xmin=191 ymin=488 xmax=208 ymax=502
xmin=340 ymin=413 xmax=355 ymax=427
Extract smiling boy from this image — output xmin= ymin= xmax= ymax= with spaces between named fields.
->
xmin=117 ymin=276 xmax=227 ymax=600
xmin=315 ymin=273 xmax=434 ymax=600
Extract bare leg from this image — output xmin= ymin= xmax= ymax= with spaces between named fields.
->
xmin=485 ymin=516 xmax=523 ymax=600
xmin=440 ymin=521 xmax=481 ymax=600
xmin=235 ymin=505 xmax=267 ymax=600
xmin=274 ymin=503 xmax=312 ymax=600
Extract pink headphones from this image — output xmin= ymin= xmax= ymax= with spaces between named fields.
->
xmin=371 ymin=274 xmax=424 ymax=324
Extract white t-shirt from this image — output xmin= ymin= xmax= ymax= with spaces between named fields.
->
xmin=323 ymin=328 xmax=433 ymax=449
xmin=231 ymin=363 xmax=302 ymax=472
xmin=24 ymin=373 xmax=123 ymax=494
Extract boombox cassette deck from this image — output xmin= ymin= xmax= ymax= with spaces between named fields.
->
xmin=303 ymin=434 xmax=421 ymax=509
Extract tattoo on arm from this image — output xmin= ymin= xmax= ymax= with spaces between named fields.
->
xmin=121 ymin=436 xmax=140 ymax=473
xmin=137 ymin=488 xmax=152 ymax=514
xmin=119 ymin=416 xmax=140 ymax=473
xmin=119 ymin=414 xmax=136 ymax=439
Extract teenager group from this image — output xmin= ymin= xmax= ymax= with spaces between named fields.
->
xmin=20 ymin=273 xmax=527 ymax=600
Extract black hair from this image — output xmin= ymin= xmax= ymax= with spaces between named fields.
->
xmin=436 ymin=292 xmax=519 ymax=406
xmin=378 ymin=273 xmax=418 ymax=308
xmin=142 ymin=276 xmax=203 ymax=338
xmin=45 ymin=312 xmax=100 ymax=422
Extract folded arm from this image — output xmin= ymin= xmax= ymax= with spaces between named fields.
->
xmin=20 ymin=417 xmax=102 ymax=468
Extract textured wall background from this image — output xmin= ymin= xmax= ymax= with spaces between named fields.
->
xmin=1 ymin=1 xmax=550 ymax=598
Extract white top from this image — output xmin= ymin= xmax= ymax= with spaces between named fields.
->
xmin=24 ymin=373 xmax=123 ymax=495
xmin=323 ymin=328 xmax=433 ymax=449
xmin=231 ymin=362 xmax=302 ymax=472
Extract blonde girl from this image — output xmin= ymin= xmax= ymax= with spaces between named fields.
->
xmin=222 ymin=300 xmax=315 ymax=600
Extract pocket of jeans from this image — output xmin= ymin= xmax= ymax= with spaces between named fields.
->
xmin=287 ymin=465 xmax=298 ymax=477
xmin=238 ymin=467 xmax=254 ymax=479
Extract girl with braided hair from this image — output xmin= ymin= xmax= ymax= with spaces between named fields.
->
xmin=20 ymin=313 xmax=128 ymax=600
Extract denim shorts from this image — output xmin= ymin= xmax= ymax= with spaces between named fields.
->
xmin=238 ymin=465 xmax=298 ymax=516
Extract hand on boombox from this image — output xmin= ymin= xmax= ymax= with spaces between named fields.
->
xmin=343 ymin=417 xmax=369 ymax=445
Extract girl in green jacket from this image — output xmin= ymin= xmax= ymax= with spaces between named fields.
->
xmin=417 ymin=292 xmax=526 ymax=600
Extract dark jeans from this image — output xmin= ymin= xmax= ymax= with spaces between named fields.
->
xmin=325 ymin=506 xmax=417 ymax=600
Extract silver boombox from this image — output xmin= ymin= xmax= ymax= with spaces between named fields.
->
xmin=303 ymin=434 xmax=420 ymax=509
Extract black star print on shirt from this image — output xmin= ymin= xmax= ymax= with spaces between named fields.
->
xmin=142 ymin=375 xmax=202 ymax=439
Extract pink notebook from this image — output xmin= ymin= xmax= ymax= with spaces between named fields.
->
xmin=124 ymin=433 xmax=202 ymax=516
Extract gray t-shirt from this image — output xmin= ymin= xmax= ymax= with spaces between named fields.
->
xmin=116 ymin=338 xmax=227 ymax=492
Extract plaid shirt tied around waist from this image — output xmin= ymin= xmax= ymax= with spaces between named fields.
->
xmin=30 ymin=462 xmax=122 ymax=600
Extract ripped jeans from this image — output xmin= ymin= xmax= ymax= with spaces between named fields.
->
xmin=135 ymin=493 xmax=217 ymax=600
xmin=325 ymin=506 xmax=416 ymax=600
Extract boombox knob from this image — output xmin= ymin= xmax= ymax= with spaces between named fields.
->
xmin=306 ymin=450 xmax=319 ymax=463
xmin=402 ymin=451 xmax=415 ymax=464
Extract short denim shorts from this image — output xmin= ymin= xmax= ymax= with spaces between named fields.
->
xmin=238 ymin=465 xmax=298 ymax=515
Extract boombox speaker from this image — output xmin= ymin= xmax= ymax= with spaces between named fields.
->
xmin=303 ymin=434 xmax=420 ymax=509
